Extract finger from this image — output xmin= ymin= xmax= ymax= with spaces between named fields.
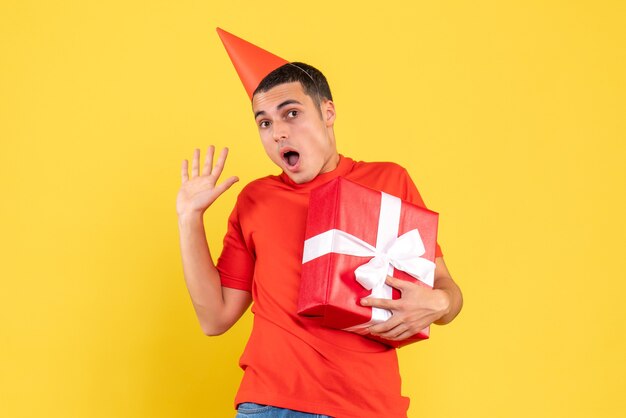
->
xmin=213 ymin=176 xmax=239 ymax=196
xmin=368 ymin=315 xmax=403 ymax=335
xmin=383 ymin=329 xmax=416 ymax=341
xmin=375 ymin=323 xmax=409 ymax=340
xmin=181 ymin=159 xmax=189 ymax=183
xmin=211 ymin=147 xmax=229 ymax=178
xmin=191 ymin=148 xmax=200 ymax=178
xmin=202 ymin=145 xmax=215 ymax=176
xmin=385 ymin=276 xmax=409 ymax=291
xmin=360 ymin=297 xmax=398 ymax=311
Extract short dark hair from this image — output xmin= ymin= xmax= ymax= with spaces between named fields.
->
xmin=253 ymin=62 xmax=333 ymax=108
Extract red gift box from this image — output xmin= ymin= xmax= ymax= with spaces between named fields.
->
xmin=297 ymin=177 xmax=439 ymax=348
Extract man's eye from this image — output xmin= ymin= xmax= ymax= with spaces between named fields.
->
xmin=287 ymin=110 xmax=298 ymax=118
xmin=259 ymin=121 xmax=270 ymax=128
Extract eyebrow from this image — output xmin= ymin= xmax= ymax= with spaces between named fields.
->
xmin=254 ymin=99 xmax=303 ymax=119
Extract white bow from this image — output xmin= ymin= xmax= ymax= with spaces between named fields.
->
xmin=303 ymin=228 xmax=435 ymax=291
xmin=354 ymin=229 xmax=435 ymax=290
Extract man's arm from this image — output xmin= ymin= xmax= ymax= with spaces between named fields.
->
xmin=431 ymin=257 xmax=463 ymax=325
xmin=176 ymin=146 xmax=251 ymax=336
xmin=361 ymin=257 xmax=463 ymax=341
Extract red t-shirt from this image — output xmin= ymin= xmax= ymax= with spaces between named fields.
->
xmin=217 ymin=156 xmax=443 ymax=418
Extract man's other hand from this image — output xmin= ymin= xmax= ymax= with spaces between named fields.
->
xmin=361 ymin=276 xmax=450 ymax=341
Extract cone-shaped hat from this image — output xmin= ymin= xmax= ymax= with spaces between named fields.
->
xmin=216 ymin=28 xmax=288 ymax=100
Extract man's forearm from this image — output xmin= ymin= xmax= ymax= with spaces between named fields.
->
xmin=178 ymin=213 xmax=228 ymax=334
xmin=433 ymin=276 xmax=463 ymax=325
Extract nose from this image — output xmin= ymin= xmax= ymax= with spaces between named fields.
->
xmin=272 ymin=120 xmax=288 ymax=142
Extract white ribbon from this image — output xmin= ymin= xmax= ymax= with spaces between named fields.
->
xmin=302 ymin=192 xmax=436 ymax=330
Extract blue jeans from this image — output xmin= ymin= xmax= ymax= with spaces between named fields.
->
xmin=236 ymin=402 xmax=333 ymax=418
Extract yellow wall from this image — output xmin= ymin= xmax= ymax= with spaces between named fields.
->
xmin=1 ymin=1 xmax=624 ymax=417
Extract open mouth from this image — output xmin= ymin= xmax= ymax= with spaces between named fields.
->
xmin=282 ymin=150 xmax=300 ymax=168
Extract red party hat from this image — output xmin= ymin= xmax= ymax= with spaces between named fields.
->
xmin=216 ymin=27 xmax=288 ymax=100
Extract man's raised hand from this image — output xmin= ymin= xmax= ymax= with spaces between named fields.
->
xmin=176 ymin=146 xmax=239 ymax=217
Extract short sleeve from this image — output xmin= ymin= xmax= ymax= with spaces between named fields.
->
xmin=401 ymin=169 xmax=444 ymax=258
xmin=216 ymin=202 xmax=255 ymax=291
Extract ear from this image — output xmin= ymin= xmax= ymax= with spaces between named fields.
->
xmin=321 ymin=100 xmax=336 ymax=127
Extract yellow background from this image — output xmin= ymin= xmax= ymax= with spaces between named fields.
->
xmin=1 ymin=1 xmax=625 ymax=417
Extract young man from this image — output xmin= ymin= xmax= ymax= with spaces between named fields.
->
xmin=177 ymin=31 xmax=462 ymax=418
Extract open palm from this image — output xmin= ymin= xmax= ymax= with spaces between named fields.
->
xmin=176 ymin=146 xmax=239 ymax=216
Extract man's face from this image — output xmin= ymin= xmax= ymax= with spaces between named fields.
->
xmin=252 ymin=81 xmax=338 ymax=184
